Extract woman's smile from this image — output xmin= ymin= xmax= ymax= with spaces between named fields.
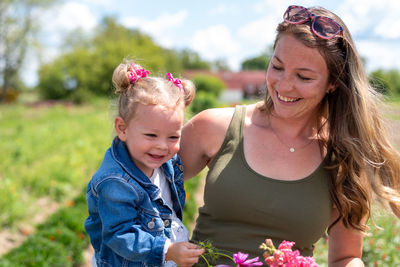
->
xmin=276 ymin=91 xmax=301 ymax=103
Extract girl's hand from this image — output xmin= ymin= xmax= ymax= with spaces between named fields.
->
xmin=166 ymin=241 xmax=205 ymax=267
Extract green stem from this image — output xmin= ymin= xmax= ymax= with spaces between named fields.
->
xmin=200 ymin=254 xmax=211 ymax=267
xmin=214 ymin=252 xmax=234 ymax=262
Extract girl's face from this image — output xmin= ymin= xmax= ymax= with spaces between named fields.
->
xmin=266 ymin=34 xmax=334 ymax=121
xmin=115 ymin=103 xmax=184 ymax=177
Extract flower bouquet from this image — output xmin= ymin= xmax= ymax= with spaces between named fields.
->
xmin=259 ymin=239 xmax=318 ymax=267
xmin=197 ymin=238 xmax=318 ymax=267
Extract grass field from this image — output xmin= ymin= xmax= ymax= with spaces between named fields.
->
xmin=0 ymin=100 xmax=113 ymax=228
xmin=0 ymin=97 xmax=200 ymax=266
xmin=0 ymin=95 xmax=399 ymax=266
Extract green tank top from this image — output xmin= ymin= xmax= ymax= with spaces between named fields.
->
xmin=191 ymin=105 xmax=332 ymax=264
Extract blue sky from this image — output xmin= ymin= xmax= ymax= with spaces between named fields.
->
xmin=26 ymin=0 xmax=400 ymax=86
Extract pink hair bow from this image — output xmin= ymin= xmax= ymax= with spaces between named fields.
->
xmin=129 ymin=65 xmax=149 ymax=84
xmin=167 ymin=72 xmax=183 ymax=91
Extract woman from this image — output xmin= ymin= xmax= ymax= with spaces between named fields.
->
xmin=180 ymin=5 xmax=400 ymax=266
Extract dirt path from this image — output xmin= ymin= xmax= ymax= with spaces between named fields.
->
xmin=0 ymin=197 xmax=59 ymax=256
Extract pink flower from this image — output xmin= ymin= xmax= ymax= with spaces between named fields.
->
xmin=293 ymin=256 xmax=319 ymax=267
xmin=233 ymin=252 xmax=264 ymax=267
xmin=260 ymin=239 xmax=318 ymax=267
xmin=216 ymin=252 xmax=263 ymax=267
xmin=278 ymin=241 xmax=295 ymax=251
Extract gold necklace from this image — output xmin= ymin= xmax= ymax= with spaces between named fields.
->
xmin=269 ymin=123 xmax=315 ymax=153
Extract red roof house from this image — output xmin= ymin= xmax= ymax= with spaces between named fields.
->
xmin=184 ymin=70 xmax=267 ymax=100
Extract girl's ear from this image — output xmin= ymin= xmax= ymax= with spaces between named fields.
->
xmin=115 ymin=116 xmax=128 ymax=141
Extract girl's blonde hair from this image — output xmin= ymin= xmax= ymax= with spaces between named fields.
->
xmin=112 ymin=59 xmax=195 ymax=122
xmin=259 ymin=7 xmax=400 ymax=233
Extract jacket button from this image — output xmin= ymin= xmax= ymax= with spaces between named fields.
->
xmin=147 ymin=220 xmax=155 ymax=229
xmin=164 ymin=220 xmax=170 ymax=227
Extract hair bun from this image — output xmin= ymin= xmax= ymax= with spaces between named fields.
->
xmin=112 ymin=61 xmax=146 ymax=94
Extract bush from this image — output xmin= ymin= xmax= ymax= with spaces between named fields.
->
xmin=37 ymin=62 xmax=71 ymax=100
xmin=192 ymin=75 xmax=225 ymax=97
xmin=369 ymin=69 xmax=400 ymax=96
xmin=190 ymin=91 xmax=218 ymax=114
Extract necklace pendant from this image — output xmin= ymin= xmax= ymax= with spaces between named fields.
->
xmin=289 ymin=147 xmax=295 ymax=153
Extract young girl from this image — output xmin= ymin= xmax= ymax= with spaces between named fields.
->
xmin=84 ymin=60 xmax=204 ymax=267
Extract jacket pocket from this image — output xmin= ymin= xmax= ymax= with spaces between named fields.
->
xmin=139 ymin=209 xmax=165 ymax=233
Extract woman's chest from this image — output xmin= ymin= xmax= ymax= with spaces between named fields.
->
xmin=243 ymin=128 xmax=323 ymax=181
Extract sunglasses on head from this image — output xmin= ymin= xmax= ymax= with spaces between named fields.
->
xmin=283 ymin=5 xmax=343 ymax=40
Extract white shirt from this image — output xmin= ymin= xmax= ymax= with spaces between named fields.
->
xmin=150 ymin=168 xmax=189 ymax=266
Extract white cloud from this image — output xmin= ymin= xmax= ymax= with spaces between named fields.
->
xmin=190 ymin=25 xmax=241 ymax=69
xmin=23 ymin=2 xmax=98 ymax=86
xmin=251 ymin=0 xmax=323 ymax=16
xmin=237 ymin=16 xmax=279 ymax=47
xmin=80 ymin=0 xmax=112 ymax=5
xmin=43 ymin=2 xmax=96 ymax=32
xmin=208 ymin=4 xmax=228 ymax=15
xmin=121 ymin=10 xmax=188 ymax=48
xmin=372 ymin=1 xmax=400 ymax=39
xmin=252 ymin=0 xmax=291 ymax=15
xmin=40 ymin=2 xmax=97 ymax=45
xmin=358 ymin=40 xmax=400 ymax=71
xmin=207 ymin=3 xmax=241 ymax=16
xmin=338 ymin=0 xmax=400 ymax=39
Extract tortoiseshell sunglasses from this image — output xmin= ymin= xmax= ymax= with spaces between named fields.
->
xmin=283 ymin=5 xmax=344 ymax=40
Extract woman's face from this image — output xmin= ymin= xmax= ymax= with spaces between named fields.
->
xmin=266 ymin=33 xmax=334 ymax=121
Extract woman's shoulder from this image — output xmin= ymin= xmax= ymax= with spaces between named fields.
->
xmin=185 ymin=107 xmax=235 ymax=136
xmin=192 ymin=106 xmax=235 ymax=121
xmin=180 ymin=107 xmax=237 ymax=174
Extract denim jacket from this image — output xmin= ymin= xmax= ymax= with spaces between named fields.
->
xmin=84 ymin=137 xmax=186 ymax=267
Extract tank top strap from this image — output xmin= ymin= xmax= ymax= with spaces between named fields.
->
xmin=224 ymin=105 xmax=246 ymax=145
xmin=208 ymin=105 xmax=246 ymax=170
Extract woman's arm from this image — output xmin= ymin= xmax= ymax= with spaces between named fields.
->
xmin=179 ymin=107 xmax=234 ymax=179
xmin=328 ymin=207 xmax=365 ymax=267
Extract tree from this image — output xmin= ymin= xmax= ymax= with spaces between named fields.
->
xmin=212 ymin=59 xmax=230 ymax=72
xmin=38 ymin=17 xmax=184 ymax=102
xmin=179 ymin=49 xmax=210 ymax=70
xmin=369 ymin=69 xmax=400 ymax=96
xmin=241 ymin=46 xmax=273 ymax=71
xmin=241 ymin=54 xmax=269 ymax=70
xmin=0 ymin=0 xmax=55 ymax=103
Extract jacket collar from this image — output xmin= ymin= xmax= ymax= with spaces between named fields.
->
xmin=110 ymin=137 xmax=174 ymax=200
